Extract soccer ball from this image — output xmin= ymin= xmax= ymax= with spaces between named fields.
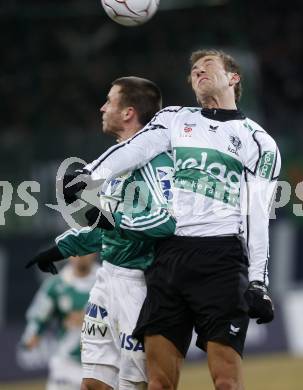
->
xmin=101 ymin=0 xmax=160 ymax=27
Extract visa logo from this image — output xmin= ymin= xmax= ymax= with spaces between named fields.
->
xmin=120 ymin=332 xmax=145 ymax=352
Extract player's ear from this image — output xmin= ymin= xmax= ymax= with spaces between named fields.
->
xmin=229 ymin=72 xmax=240 ymax=87
xmin=123 ymin=107 xmax=135 ymax=121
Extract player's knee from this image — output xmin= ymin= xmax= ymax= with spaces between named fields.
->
xmin=148 ymin=376 xmax=175 ymax=390
xmin=214 ymin=377 xmax=237 ymax=390
xmin=81 ymin=378 xmax=113 ymax=390
xmin=119 ymin=378 xmax=147 ymax=390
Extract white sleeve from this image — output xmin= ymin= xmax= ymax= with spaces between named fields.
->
xmin=85 ymin=107 xmax=181 ymax=181
xmin=241 ymin=130 xmax=281 ymax=285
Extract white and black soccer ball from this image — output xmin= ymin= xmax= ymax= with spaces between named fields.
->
xmin=101 ymin=0 xmax=160 ymax=27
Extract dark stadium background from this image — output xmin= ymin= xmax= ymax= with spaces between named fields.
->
xmin=1 ymin=0 xmax=303 ymax=388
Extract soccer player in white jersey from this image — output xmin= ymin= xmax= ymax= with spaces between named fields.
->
xmin=22 ymin=254 xmax=98 ymax=390
xmin=64 ymin=49 xmax=281 ymax=390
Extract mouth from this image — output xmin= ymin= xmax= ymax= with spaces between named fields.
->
xmin=198 ymin=77 xmax=210 ymax=86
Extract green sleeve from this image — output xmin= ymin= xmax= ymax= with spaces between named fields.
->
xmin=114 ymin=209 xmax=176 ymax=240
xmin=55 ymin=227 xmax=103 ymax=258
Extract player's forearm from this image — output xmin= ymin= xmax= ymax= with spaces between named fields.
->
xmin=114 ymin=208 xmax=176 ymax=240
xmin=55 ymin=227 xmax=103 ymax=258
xmin=21 ymin=321 xmax=43 ymax=346
xmin=246 ymin=179 xmax=278 ymax=285
xmin=85 ymin=123 xmax=171 ymax=181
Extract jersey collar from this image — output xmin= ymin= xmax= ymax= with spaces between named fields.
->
xmin=201 ymin=108 xmax=246 ymax=122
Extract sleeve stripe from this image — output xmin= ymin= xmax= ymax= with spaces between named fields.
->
xmin=140 ymin=167 xmax=162 ymax=206
xmin=145 ymin=162 xmax=167 ymax=204
xmin=164 ymin=151 xmax=174 ymax=161
xmin=121 ymin=209 xmax=169 ymax=228
xmin=121 ymin=207 xmax=163 ymax=223
xmin=244 ymin=169 xmax=251 ymax=261
xmin=245 ymin=130 xmax=262 ymax=176
xmin=55 ymin=227 xmax=92 ymax=244
xmin=120 ymin=214 xmax=171 ymax=231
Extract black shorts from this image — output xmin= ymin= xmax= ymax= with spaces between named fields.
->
xmin=133 ymin=235 xmax=250 ymax=357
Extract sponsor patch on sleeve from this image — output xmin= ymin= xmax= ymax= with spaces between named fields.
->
xmin=258 ymin=151 xmax=275 ymax=179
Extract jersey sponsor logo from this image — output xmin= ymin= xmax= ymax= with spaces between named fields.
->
xmin=229 ymin=324 xmax=241 ymax=336
xmin=85 ymin=302 xmax=108 ymax=319
xmin=82 ymin=318 xmax=108 ymax=337
xmin=228 ymin=135 xmax=242 ymax=156
xmin=181 ymin=123 xmax=196 ymax=137
xmin=83 ymin=303 xmax=108 ymax=337
xmin=120 ymin=332 xmax=145 ymax=352
xmin=109 ymin=178 xmax=123 ymax=194
xmin=174 ymin=147 xmax=243 ymax=206
xmin=258 ymin=151 xmax=275 ymax=179
xmin=156 ymin=167 xmax=174 ymax=201
xmin=209 ymin=125 xmax=218 ymax=132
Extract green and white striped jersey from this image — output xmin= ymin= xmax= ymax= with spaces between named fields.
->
xmin=22 ymin=263 xmax=98 ymax=362
xmin=56 ymin=152 xmax=175 ymax=270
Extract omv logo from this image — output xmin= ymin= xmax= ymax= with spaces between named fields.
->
xmin=86 ymin=302 xmax=108 ymax=319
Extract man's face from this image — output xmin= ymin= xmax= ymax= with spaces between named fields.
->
xmin=100 ymin=85 xmax=124 ymax=136
xmin=190 ymin=55 xmax=234 ymax=100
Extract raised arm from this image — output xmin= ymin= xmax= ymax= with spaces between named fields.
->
xmin=85 ymin=107 xmax=181 ymax=181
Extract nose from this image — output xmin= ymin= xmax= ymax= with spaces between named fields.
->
xmin=196 ymin=68 xmax=206 ymax=76
xmin=100 ymin=102 xmax=107 ymax=113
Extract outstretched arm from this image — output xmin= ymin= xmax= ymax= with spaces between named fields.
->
xmin=85 ymin=107 xmax=180 ymax=181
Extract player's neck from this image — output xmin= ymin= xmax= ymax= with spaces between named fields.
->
xmin=116 ymin=123 xmax=142 ymax=143
xmin=199 ymin=94 xmax=237 ymax=110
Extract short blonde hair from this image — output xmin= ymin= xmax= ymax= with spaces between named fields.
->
xmin=188 ymin=49 xmax=242 ymax=103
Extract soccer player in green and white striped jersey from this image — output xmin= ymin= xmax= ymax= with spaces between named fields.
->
xmin=27 ymin=77 xmax=176 ymax=390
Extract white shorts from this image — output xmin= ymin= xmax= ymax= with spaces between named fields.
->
xmin=81 ymin=261 xmax=147 ymax=384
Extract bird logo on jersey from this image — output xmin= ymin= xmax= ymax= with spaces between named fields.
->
xmin=228 ymin=135 xmax=242 ymax=155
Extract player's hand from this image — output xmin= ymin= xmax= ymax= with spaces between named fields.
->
xmin=85 ymin=207 xmax=115 ymax=230
xmin=25 ymin=246 xmax=65 ymax=275
xmin=59 ymin=169 xmax=90 ymax=205
xmin=245 ymin=281 xmax=274 ymax=324
xmin=23 ymin=335 xmax=40 ymax=350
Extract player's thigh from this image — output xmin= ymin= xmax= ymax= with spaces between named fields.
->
xmin=82 ymin=363 xmax=118 ymax=389
xmin=145 ymin=335 xmax=184 ymax=389
xmin=207 ymin=341 xmax=244 ymax=390
xmin=115 ymin=273 xmax=147 ymax=383
xmin=81 ymin=377 xmax=113 ymax=390
xmin=81 ymin=268 xmax=120 ymax=386
xmin=190 ymin=237 xmax=249 ymax=356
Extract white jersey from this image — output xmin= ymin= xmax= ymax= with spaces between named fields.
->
xmin=85 ymin=106 xmax=281 ymax=285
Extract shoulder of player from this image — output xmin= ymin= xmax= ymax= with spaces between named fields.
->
xmin=154 ymin=106 xmax=199 ymax=118
xmin=242 ymin=117 xmax=278 ymax=149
